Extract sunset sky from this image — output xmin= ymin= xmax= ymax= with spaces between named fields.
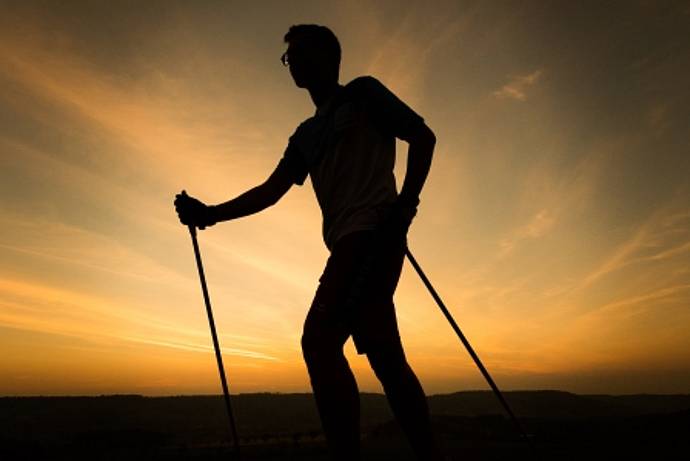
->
xmin=1 ymin=1 xmax=689 ymax=396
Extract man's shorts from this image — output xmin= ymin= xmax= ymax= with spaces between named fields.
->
xmin=307 ymin=230 xmax=406 ymax=355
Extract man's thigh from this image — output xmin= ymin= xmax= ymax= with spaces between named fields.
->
xmin=302 ymin=230 xmax=407 ymax=355
xmin=302 ymin=236 xmax=363 ymax=352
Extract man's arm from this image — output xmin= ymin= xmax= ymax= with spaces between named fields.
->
xmin=377 ymin=122 xmax=435 ymax=239
xmin=360 ymin=76 xmax=435 ymax=204
xmin=210 ymin=163 xmax=295 ymax=223
xmin=398 ymin=122 xmax=436 ymax=205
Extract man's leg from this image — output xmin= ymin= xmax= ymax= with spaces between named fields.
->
xmin=348 ymin=234 xmax=442 ymax=460
xmin=302 ymin=306 xmax=360 ymax=461
xmin=367 ymin=342 xmax=443 ymax=461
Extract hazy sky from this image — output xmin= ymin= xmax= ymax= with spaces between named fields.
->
xmin=1 ymin=0 xmax=689 ymax=396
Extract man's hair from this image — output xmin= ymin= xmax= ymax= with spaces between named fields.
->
xmin=284 ymin=24 xmax=341 ymax=78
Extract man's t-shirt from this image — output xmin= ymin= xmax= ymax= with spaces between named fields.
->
xmin=278 ymin=76 xmax=424 ymax=250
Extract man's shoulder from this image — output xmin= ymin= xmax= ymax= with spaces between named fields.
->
xmin=292 ymin=115 xmax=320 ymax=137
xmin=343 ymin=75 xmax=384 ymax=96
xmin=290 ymin=76 xmax=386 ymax=141
xmin=342 ymin=76 xmax=403 ymax=111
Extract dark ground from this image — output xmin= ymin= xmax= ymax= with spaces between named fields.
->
xmin=2 ymin=391 xmax=689 ymax=460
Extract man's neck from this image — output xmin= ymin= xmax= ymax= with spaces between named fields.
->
xmin=308 ymin=81 xmax=342 ymax=110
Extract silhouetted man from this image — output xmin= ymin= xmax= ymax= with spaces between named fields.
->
xmin=175 ymin=24 xmax=441 ymax=460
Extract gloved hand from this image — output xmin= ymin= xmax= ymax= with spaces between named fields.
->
xmin=379 ymin=194 xmax=419 ymax=242
xmin=174 ymin=190 xmax=216 ymax=230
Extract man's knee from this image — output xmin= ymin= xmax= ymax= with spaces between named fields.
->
xmin=301 ymin=319 xmax=343 ymax=368
xmin=300 ymin=329 xmax=323 ymax=365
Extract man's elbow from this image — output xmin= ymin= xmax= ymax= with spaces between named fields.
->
xmin=408 ymin=123 xmax=436 ymax=149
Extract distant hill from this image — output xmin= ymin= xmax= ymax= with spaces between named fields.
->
xmin=429 ymin=390 xmax=690 ymax=419
xmin=3 ymin=390 xmax=689 ymax=436
xmin=1 ymin=391 xmax=689 ymax=460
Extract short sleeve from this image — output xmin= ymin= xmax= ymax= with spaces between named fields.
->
xmin=277 ymin=138 xmax=309 ymax=186
xmin=358 ymin=76 xmax=425 ymax=140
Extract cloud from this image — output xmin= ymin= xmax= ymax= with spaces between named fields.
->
xmin=0 ymin=21 xmax=276 ymax=199
xmin=493 ymin=142 xmax=608 ymax=260
xmin=0 ymin=276 xmax=282 ymax=362
xmin=119 ymin=335 xmax=280 ymax=361
xmin=493 ymin=69 xmax=543 ymax=101
xmin=340 ymin=3 xmax=467 ymax=105
xmin=577 ymin=206 xmax=690 ymax=290
xmin=0 ymin=220 xmax=184 ymax=285
xmin=499 ymin=209 xmax=556 ymax=256
xmin=578 ymin=225 xmax=648 ymax=289
xmin=645 ymin=241 xmax=690 ymax=261
xmin=592 ymin=283 xmax=690 ymax=318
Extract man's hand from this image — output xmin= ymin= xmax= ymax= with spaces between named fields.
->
xmin=174 ymin=190 xmax=216 ymax=230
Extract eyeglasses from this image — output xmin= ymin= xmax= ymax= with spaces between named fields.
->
xmin=281 ymin=49 xmax=309 ymax=67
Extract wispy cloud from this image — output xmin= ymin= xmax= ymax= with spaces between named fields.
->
xmin=0 ymin=22 xmax=275 ymax=199
xmin=577 ymin=207 xmax=690 ymax=290
xmin=579 ymin=225 xmax=649 ymax=289
xmin=0 ymin=276 xmax=283 ymax=363
xmin=493 ymin=69 xmax=543 ymax=101
xmin=343 ymin=3 xmax=468 ymax=105
xmin=499 ymin=209 xmax=556 ymax=256
xmin=592 ymin=283 xmax=690 ymax=318
xmin=643 ymin=240 xmax=690 ymax=261
xmin=491 ymin=141 xmax=608 ymax=261
xmin=120 ymin=335 xmax=280 ymax=361
xmin=0 ymin=217 xmax=185 ymax=285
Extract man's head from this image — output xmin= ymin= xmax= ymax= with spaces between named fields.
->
xmin=282 ymin=24 xmax=341 ymax=88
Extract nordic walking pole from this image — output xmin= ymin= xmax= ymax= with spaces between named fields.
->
xmin=187 ymin=222 xmax=241 ymax=459
xmin=405 ymin=248 xmax=535 ymax=453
